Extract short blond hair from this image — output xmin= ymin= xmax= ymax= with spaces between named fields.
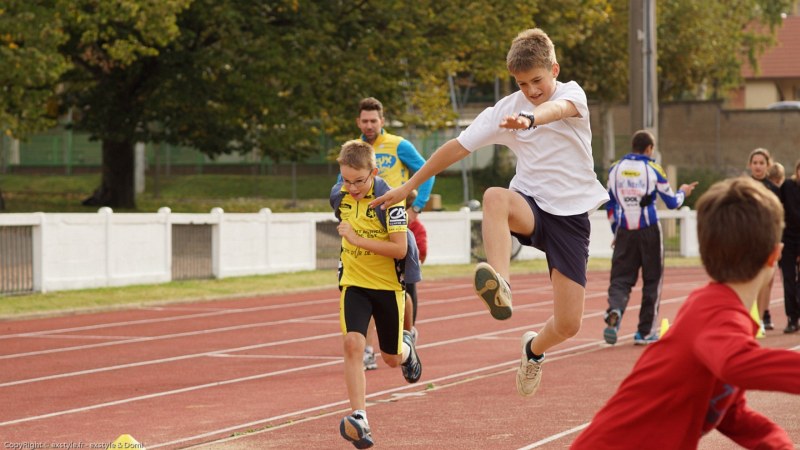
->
xmin=337 ymin=140 xmax=376 ymax=171
xmin=767 ymin=162 xmax=785 ymax=185
xmin=506 ymin=28 xmax=557 ymax=73
xmin=696 ymin=177 xmax=784 ymax=283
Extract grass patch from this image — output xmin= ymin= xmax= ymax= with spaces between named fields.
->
xmin=1 ymin=173 xmax=471 ymax=213
xmin=0 ymin=257 xmax=701 ymax=319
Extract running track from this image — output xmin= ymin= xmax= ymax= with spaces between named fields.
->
xmin=1 ymin=267 xmax=798 ymax=449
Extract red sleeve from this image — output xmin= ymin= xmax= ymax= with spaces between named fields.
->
xmin=409 ymin=221 xmax=427 ymax=264
xmin=693 ymin=308 xmax=800 ymax=393
xmin=715 ymin=391 xmax=794 ymax=449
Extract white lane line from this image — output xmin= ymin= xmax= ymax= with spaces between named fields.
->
xmin=516 ymin=423 xmax=590 ymax=449
xmin=0 ymin=332 xmax=341 ymax=388
xmin=151 ymin=337 xmax=626 ymax=449
xmin=208 ymin=354 xmax=341 ymax=361
xmin=0 ymin=312 xmax=338 ymax=360
xmin=0 ymin=294 xmax=688 ymax=387
xmin=0 ymin=297 xmax=339 ymax=340
xmin=0 ymin=287 xmax=554 ymax=360
xmin=0 ymin=359 xmax=343 ymax=427
xmin=0 ymin=280 xmax=560 ymax=341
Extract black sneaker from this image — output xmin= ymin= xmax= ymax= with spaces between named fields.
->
xmin=784 ymin=320 xmax=799 ymax=334
xmin=340 ymin=413 xmax=374 ymax=449
xmin=400 ymin=330 xmax=422 ymax=383
xmin=763 ymin=310 xmax=774 ymax=330
xmin=603 ymin=309 xmax=621 ymax=345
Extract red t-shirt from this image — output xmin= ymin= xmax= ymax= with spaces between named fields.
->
xmin=572 ymin=282 xmax=800 ymax=450
xmin=408 ymin=219 xmax=427 ymax=264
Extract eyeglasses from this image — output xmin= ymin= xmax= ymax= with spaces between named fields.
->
xmin=343 ymin=174 xmax=372 ymax=188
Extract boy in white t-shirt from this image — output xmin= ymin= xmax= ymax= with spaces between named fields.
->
xmin=371 ymin=28 xmax=608 ymax=397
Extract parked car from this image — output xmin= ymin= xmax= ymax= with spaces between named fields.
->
xmin=767 ymin=101 xmax=800 ymax=110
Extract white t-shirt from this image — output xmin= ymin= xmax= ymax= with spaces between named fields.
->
xmin=457 ymin=81 xmax=608 ymax=216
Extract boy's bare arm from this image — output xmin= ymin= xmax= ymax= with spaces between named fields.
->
xmin=371 ymin=139 xmax=469 ymax=210
xmin=337 ymin=221 xmax=408 ymax=259
xmin=500 ymin=99 xmax=579 ymax=129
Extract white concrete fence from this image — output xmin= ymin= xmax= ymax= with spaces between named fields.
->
xmin=0 ymin=207 xmax=698 ymax=294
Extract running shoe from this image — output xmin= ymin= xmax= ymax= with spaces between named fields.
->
xmin=400 ymin=330 xmax=422 ymax=383
xmin=340 ymin=413 xmax=374 ymax=449
xmin=516 ymin=331 xmax=544 ymax=397
xmin=633 ymin=332 xmax=658 ymax=345
xmin=763 ymin=310 xmax=774 ymax=330
xmin=473 ymin=262 xmax=512 ymax=320
xmin=410 ymin=326 xmax=419 ymax=345
xmin=363 ymin=349 xmax=377 ymax=371
xmin=603 ymin=309 xmax=621 ymax=345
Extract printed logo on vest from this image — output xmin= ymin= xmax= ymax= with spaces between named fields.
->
xmin=376 ymin=154 xmax=397 ymax=171
xmin=387 ymin=206 xmax=407 ymax=227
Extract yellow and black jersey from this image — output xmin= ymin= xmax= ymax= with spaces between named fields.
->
xmin=335 ymin=178 xmax=408 ymax=291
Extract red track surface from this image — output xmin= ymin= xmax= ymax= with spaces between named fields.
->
xmin=1 ymin=267 xmax=798 ymax=449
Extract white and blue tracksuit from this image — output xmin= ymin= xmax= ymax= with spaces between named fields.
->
xmin=605 ymin=153 xmax=686 ymax=337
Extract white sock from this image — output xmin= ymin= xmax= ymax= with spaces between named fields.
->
xmin=401 ymin=342 xmax=411 ymax=363
xmin=354 ymin=409 xmax=368 ymax=423
xmin=365 ymin=345 xmax=373 ymax=354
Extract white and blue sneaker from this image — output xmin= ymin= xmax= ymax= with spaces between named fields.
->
xmin=340 ymin=413 xmax=374 ymax=449
xmin=400 ymin=330 xmax=422 ymax=383
xmin=633 ymin=331 xmax=658 ymax=345
xmin=603 ymin=309 xmax=621 ymax=345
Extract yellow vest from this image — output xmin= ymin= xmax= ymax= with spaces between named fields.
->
xmin=369 ymin=132 xmax=408 ymax=189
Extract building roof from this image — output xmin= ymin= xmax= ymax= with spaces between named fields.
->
xmin=742 ymin=15 xmax=800 ymax=79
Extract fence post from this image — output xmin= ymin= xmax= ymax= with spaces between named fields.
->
xmin=679 ymin=206 xmax=699 ymax=257
xmin=259 ymin=208 xmax=272 ymax=272
xmin=159 ymin=207 xmax=172 ymax=280
xmin=32 ymin=212 xmax=45 ymax=292
xmin=211 ymin=207 xmax=223 ymax=278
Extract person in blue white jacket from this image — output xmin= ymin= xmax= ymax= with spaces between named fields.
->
xmin=603 ymin=130 xmax=697 ymax=345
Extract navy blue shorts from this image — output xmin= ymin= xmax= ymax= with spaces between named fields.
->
xmin=511 ymin=192 xmax=590 ymax=287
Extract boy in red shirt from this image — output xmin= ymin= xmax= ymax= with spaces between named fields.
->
xmin=572 ymin=177 xmax=800 ymax=449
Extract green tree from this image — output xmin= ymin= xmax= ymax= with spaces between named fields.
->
xmin=0 ymin=1 xmax=70 ymax=210
xmin=60 ymin=0 xmax=544 ymax=208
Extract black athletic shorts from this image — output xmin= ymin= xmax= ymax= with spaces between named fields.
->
xmin=339 ymin=285 xmax=405 ymax=355
xmin=511 ymin=192 xmax=590 ymax=287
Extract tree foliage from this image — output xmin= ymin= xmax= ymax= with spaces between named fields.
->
xmin=549 ymin=0 xmax=793 ymax=104
xmin=0 ymin=1 xmax=70 ymax=138
xmin=0 ymin=0 xmax=795 ymax=209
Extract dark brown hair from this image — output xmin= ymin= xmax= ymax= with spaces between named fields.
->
xmin=631 ymin=130 xmax=655 ymax=154
xmin=358 ymin=97 xmax=383 ymax=118
xmin=696 ymin=177 xmax=783 ymax=282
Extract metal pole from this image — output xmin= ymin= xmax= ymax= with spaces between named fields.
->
xmin=448 ymin=73 xmax=470 ymax=205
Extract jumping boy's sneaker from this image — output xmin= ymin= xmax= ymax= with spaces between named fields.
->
xmin=473 ymin=262 xmax=512 ymax=320
xmin=516 ymin=331 xmax=544 ymax=397
xmin=363 ymin=349 xmax=377 ymax=371
xmin=340 ymin=413 xmax=374 ymax=449
xmin=410 ymin=326 xmax=419 ymax=345
xmin=603 ymin=309 xmax=621 ymax=345
xmin=400 ymin=330 xmax=422 ymax=383
xmin=633 ymin=332 xmax=658 ymax=345
xmin=763 ymin=310 xmax=774 ymax=330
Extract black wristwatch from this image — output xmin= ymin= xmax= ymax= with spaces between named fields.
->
xmin=410 ymin=205 xmax=422 ymax=214
xmin=518 ymin=111 xmax=536 ymax=129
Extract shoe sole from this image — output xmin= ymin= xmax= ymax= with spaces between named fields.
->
xmin=401 ymin=332 xmax=422 ymax=383
xmin=603 ymin=327 xmax=618 ymax=345
xmin=516 ymin=331 xmax=542 ymax=397
xmin=340 ymin=416 xmax=374 ymax=449
xmin=603 ymin=311 xmax=619 ymax=345
xmin=473 ymin=263 xmax=512 ymax=320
